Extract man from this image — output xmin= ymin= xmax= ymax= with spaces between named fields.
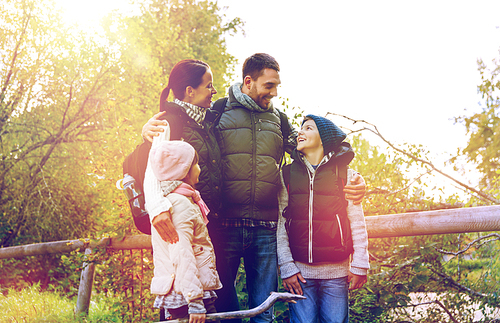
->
xmin=142 ymin=53 xmax=366 ymax=323
xmin=209 ymin=53 xmax=292 ymax=323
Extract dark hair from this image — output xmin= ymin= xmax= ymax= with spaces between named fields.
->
xmin=192 ymin=150 xmax=199 ymax=166
xmin=183 ymin=150 xmax=200 ymax=183
xmin=160 ymin=59 xmax=210 ymax=111
xmin=242 ymin=53 xmax=280 ymax=82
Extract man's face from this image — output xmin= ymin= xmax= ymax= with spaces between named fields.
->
xmin=245 ymin=68 xmax=281 ymax=109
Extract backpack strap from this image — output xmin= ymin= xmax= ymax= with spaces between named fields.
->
xmin=212 ymin=97 xmax=228 ymax=114
xmin=278 ymin=109 xmax=290 ymax=143
xmin=277 ymin=109 xmax=291 ymax=167
xmin=209 ymin=97 xmax=228 ymax=126
xmin=282 ymin=163 xmax=292 ymax=193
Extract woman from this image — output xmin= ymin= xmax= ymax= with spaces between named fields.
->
xmin=143 ymin=59 xmax=223 ymax=322
xmin=144 ymin=59 xmax=222 ymax=245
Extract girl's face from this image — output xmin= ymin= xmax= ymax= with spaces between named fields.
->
xmin=184 ymin=162 xmax=201 ymax=187
xmin=188 ymin=69 xmax=217 ymax=109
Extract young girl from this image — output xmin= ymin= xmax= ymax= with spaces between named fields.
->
xmin=277 ymin=115 xmax=370 ymax=323
xmin=149 ymin=140 xmax=222 ymax=323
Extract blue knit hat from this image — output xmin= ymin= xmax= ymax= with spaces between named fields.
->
xmin=302 ymin=114 xmax=346 ymax=154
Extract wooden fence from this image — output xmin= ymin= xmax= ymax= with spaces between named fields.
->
xmin=1 ymin=205 xmax=500 ymax=317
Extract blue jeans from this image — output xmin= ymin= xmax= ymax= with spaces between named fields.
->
xmin=211 ymin=225 xmax=278 ymax=323
xmin=289 ymin=277 xmax=349 ymax=323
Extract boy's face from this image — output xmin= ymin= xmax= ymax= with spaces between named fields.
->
xmin=297 ymin=119 xmax=322 ymax=153
xmin=185 ymin=163 xmax=201 ymax=187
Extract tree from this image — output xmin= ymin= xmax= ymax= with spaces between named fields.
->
xmin=0 ymin=0 xmax=243 ymax=293
xmin=458 ymin=56 xmax=500 ymax=192
xmin=0 ymin=0 xmax=243 ymax=247
xmin=0 ymin=0 xmax=118 ymax=247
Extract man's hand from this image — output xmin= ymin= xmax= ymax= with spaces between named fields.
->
xmin=152 ymin=211 xmax=179 ymax=244
xmin=142 ymin=111 xmax=168 ymax=143
xmin=347 ymin=272 xmax=367 ymax=290
xmin=189 ymin=313 xmax=206 ymax=323
xmin=344 ymin=173 xmax=366 ymax=205
xmin=282 ymin=273 xmax=306 ymax=295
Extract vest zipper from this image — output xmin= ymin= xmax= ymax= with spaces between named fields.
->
xmin=250 ymin=112 xmax=257 ymax=217
xmin=335 ymin=214 xmax=345 ymax=246
xmin=308 ymin=170 xmax=315 ymax=263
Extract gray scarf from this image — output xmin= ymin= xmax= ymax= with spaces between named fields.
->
xmin=231 ymin=82 xmax=274 ymax=113
xmin=160 ymin=180 xmax=182 ymax=197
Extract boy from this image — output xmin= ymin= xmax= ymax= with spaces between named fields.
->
xmin=277 ymin=115 xmax=370 ymax=323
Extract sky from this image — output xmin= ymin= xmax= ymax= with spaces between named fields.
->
xmin=56 ymin=0 xmax=500 ymax=191
xmin=215 ymin=1 xmax=500 ymax=154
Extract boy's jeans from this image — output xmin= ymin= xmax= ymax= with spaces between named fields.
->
xmin=212 ymin=225 xmax=278 ymax=323
xmin=289 ymin=277 xmax=349 ymax=323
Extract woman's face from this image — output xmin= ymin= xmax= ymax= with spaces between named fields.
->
xmin=188 ymin=69 xmax=217 ymax=109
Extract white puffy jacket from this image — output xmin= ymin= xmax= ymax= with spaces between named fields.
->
xmin=150 ymin=193 xmax=222 ymax=302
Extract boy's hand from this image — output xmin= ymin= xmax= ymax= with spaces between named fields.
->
xmin=344 ymin=173 xmax=366 ymax=205
xmin=152 ymin=211 xmax=179 ymax=243
xmin=347 ymin=272 xmax=367 ymax=290
xmin=282 ymin=273 xmax=306 ymax=295
xmin=142 ymin=111 xmax=168 ymax=143
xmin=189 ymin=313 xmax=206 ymax=323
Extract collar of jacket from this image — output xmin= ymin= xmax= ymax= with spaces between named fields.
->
xmin=228 ymin=82 xmax=274 ymax=113
xmin=160 ymin=180 xmax=183 ymax=196
xmin=291 ymin=142 xmax=355 ymax=171
xmin=161 ymin=102 xmax=207 ymax=129
xmin=174 ymin=99 xmax=207 ymax=124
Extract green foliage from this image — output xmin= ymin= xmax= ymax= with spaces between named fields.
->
xmin=0 ymin=0 xmax=115 ymax=248
xmin=456 ymin=57 xmax=500 ymax=192
xmin=0 ymin=0 xmax=242 ymax=301
xmin=0 ymin=283 xmax=121 ymax=322
xmin=91 ymin=248 xmax=159 ymax=322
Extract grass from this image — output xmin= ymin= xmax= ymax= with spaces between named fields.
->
xmin=0 ymin=284 xmax=120 ymax=323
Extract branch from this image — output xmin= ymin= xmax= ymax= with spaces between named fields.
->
xmin=0 ymin=4 xmax=32 ymax=124
xmin=399 ymin=299 xmax=459 ymax=323
xmin=430 ymin=268 xmax=488 ymax=298
xmin=367 ymin=169 xmax=434 ymax=197
xmin=435 ymin=233 xmax=500 ymax=256
xmin=327 ymin=112 xmax=500 ymax=205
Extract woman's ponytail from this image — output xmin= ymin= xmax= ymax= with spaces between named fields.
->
xmin=159 ymin=86 xmax=170 ymax=112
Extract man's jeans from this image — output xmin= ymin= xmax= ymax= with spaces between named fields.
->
xmin=289 ymin=277 xmax=349 ymax=323
xmin=211 ymin=225 xmax=278 ymax=323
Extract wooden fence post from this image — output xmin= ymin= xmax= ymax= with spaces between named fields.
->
xmin=75 ymin=248 xmax=96 ymax=316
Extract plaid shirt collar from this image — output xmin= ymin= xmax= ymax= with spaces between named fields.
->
xmin=174 ymin=99 xmax=207 ymax=124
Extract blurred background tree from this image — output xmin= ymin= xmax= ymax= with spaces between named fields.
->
xmin=0 ymin=0 xmax=242 ymax=293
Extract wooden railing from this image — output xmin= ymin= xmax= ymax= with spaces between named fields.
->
xmin=1 ymin=205 xmax=500 ymax=317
